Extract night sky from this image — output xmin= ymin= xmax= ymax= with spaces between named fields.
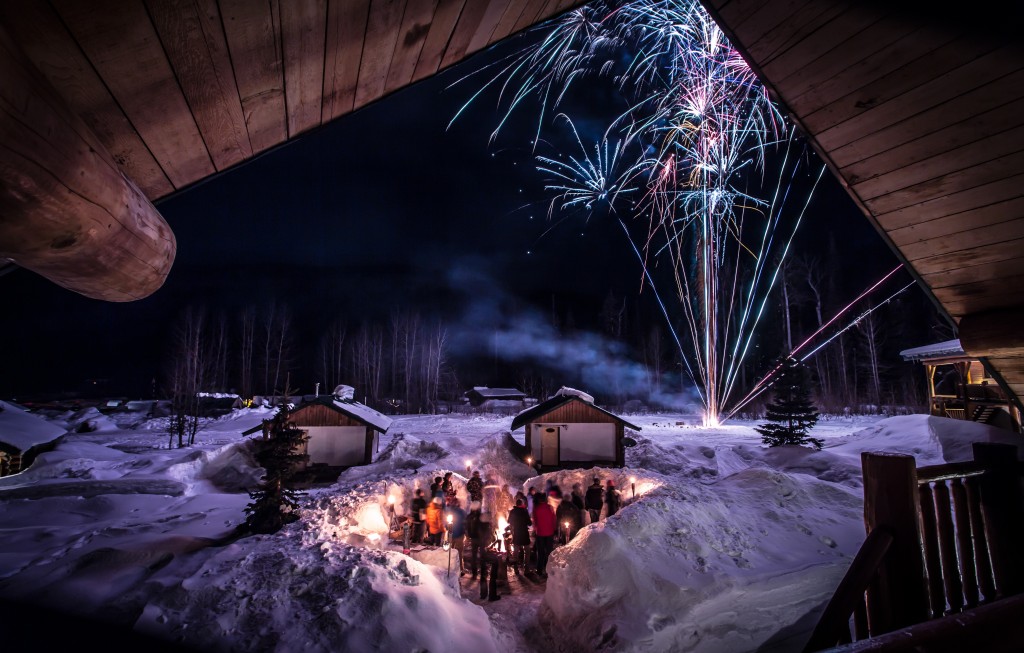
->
xmin=1 ymin=27 xmax=929 ymax=400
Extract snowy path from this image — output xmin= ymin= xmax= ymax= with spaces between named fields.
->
xmin=457 ymin=552 xmax=551 ymax=653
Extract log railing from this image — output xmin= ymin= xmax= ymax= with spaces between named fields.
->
xmin=804 ymin=442 xmax=1024 ymax=651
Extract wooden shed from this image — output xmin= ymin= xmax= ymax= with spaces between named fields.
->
xmin=510 ymin=388 xmax=639 ymax=469
xmin=900 ymin=339 xmax=1021 ymax=432
xmin=245 ymin=395 xmax=392 ymax=469
xmin=0 ymin=400 xmax=66 ymax=476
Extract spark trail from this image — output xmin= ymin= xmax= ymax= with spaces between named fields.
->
xmin=457 ymin=0 xmax=854 ymax=424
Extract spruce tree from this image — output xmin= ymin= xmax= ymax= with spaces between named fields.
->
xmin=755 ymin=356 xmax=822 ymax=449
xmin=244 ymin=405 xmax=308 ymax=534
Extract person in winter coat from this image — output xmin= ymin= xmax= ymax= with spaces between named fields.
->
xmin=430 ymin=476 xmax=444 ymax=503
xmin=585 ymin=477 xmax=604 ymax=523
xmin=506 ymin=499 xmax=532 ymax=573
xmin=555 ymin=493 xmax=581 ymax=544
xmin=532 ymin=495 xmax=556 ymax=577
xmin=445 ymin=498 xmax=467 ymax=575
xmin=466 ymin=470 xmax=483 ymax=503
xmin=605 ymin=480 xmax=621 ymax=518
xmin=425 ymin=496 xmax=444 ymax=545
xmin=465 ymin=501 xmax=483 ymax=577
xmin=410 ymin=488 xmax=427 ymax=543
xmin=526 ymin=486 xmax=539 ymax=514
xmin=571 ymin=483 xmax=585 ymax=512
xmin=442 ymin=471 xmax=456 ymax=506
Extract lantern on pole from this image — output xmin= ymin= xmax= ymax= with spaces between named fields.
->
xmin=563 ymin=520 xmax=570 ymax=545
xmin=466 ymin=459 xmax=472 ymax=475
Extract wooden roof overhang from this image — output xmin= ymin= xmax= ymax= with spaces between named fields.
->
xmin=0 ymin=0 xmax=585 ymax=300
xmin=701 ymin=0 xmax=1024 ymax=407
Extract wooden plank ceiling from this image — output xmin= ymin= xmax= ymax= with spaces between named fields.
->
xmin=0 ymin=0 xmax=583 ymax=201
xmin=702 ymin=0 xmax=1024 ymax=404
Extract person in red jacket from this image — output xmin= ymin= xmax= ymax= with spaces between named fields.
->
xmin=532 ymin=491 xmax=557 ymax=577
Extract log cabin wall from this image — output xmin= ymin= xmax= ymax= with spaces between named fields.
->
xmin=701 ymin=0 xmax=1024 ymax=408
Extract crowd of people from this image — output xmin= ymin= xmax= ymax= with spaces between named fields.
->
xmin=403 ymin=469 xmax=626 ymax=598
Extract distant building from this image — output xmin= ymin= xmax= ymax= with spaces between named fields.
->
xmin=464 ymin=387 xmax=527 ymax=408
xmin=900 ymin=339 xmax=1021 ymax=432
xmin=511 ymin=387 xmax=640 ymax=469
xmin=0 ymin=400 xmax=67 ymax=476
xmin=243 ymin=389 xmax=392 ymax=471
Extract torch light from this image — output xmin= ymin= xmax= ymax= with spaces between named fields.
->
xmin=630 ymin=477 xmax=636 ymax=500
xmin=526 ymin=456 xmax=533 ymax=468
xmin=563 ymin=520 xmax=570 ymax=545
xmin=445 ymin=513 xmax=454 ymax=577
xmin=466 ymin=459 xmax=472 ymax=475
xmin=386 ymin=494 xmax=399 ymax=532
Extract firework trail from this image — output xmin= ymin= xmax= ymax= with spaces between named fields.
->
xmin=457 ymin=0 xmax=897 ymax=425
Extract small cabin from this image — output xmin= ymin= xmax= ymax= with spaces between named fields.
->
xmin=0 ymin=400 xmax=67 ymax=476
xmin=245 ymin=390 xmax=392 ymax=470
xmin=464 ymin=387 xmax=527 ymax=407
xmin=900 ymin=339 xmax=1021 ymax=432
xmin=511 ymin=387 xmax=640 ymax=469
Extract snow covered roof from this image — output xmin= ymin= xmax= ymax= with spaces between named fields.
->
xmin=900 ymin=339 xmax=966 ymax=361
xmin=511 ymin=391 xmax=640 ymax=431
xmin=329 ymin=398 xmax=392 ymax=432
xmin=0 ymin=400 xmax=67 ymax=452
xmin=466 ymin=387 xmax=526 ymax=399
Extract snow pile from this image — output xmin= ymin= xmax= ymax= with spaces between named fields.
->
xmin=333 ymin=385 xmax=356 ymax=400
xmin=538 ymin=461 xmax=862 ymax=652
xmin=554 ymin=386 xmax=595 ymax=403
xmin=3 ymin=411 xmax=1020 ymax=653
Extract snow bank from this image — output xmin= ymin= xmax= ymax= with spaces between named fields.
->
xmin=0 ymin=400 xmax=66 ymax=451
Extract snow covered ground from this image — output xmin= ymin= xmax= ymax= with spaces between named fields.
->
xmin=1 ymin=408 xmax=1021 ymax=652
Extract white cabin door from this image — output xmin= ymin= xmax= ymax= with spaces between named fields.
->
xmin=541 ymin=426 xmax=560 ymax=466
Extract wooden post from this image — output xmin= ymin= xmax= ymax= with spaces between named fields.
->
xmin=862 ymin=452 xmax=930 ymax=634
xmin=973 ymin=442 xmax=1024 ymax=598
xmin=0 ymin=25 xmax=175 ymax=301
xmin=917 ymin=483 xmax=945 ymax=618
xmin=950 ymin=478 xmax=980 ymax=608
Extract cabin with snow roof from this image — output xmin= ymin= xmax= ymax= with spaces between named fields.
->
xmin=244 ymin=386 xmax=392 ymax=471
xmin=900 ymin=339 xmax=1021 ymax=433
xmin=0 ymin=400 xmax=67 ymax=476
xmin=510 ymin=388 xmax=639 ymax=469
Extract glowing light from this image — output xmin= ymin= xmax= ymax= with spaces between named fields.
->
xmin=387 ymin=495 xmax=395 ymax=505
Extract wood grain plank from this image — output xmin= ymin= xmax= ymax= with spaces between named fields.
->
xmin=716 ymin=0 xmax=774 ymax=32
xmin=901 ymin=216 xmax=1024 ymax=262
xmin=843 ymin=100 xmax=1024 ymax=186
xmin=889 ymin=196 xmax=1024 ymax=247
xmin=817 ymin=50 xmax=1021 ymax=155
xmin=875 ymin=173 xmax=1024 ymax=231
xmin=411 ymin=0 xmax=465 ymax=82
xmin=384 ymin=0 xmax=437 ymax=94
xmin=51 ymin=0 xmax=214 ymax=189
xmin=919 ymin=249 xmax=1024 ymax=286
xmin=490 ymin=0 xmax=531 ymax=43
xmin=911 ymin=238 xmax=1024 ymax=276
xmin=354 ymin=0 xmax=405 ymax=110
xmin=783 ymin=19 xmax=951 ymax=114
xmin=864 ymin=149 xmax=1024 ymax=216
xmin=218 ymin=0 xmax=287 ymax=154
xmin=281 ymin=0 xmax=327 ymax=136
xmin=466 ymin=0 xmax=511 ymax=56
xmin=760 ymin=3 xmax=887 ymax=82
xmin=936 ymin=274 xmax=1024 ymax=316
xmin=742 ymin=0 xmax=847 ymax=66
xmin=146 ymin=0 xmax=252 ymax=172
xmin=0 ymin=0 xmax=172 ymax=198
xmin=829 ymin=67 xmax=1024 ymax=170
xmin=860 ymin=142 xmax=1024 ymax=208
xmin=439 ymin=0 xmax=491 ymax=70
xmin=322 ymin=0 xmax=370 ymax=120
xmin=802 ymin=33 xmax=1000 ymax=140
xmin=512 ymin=0 xmax=550 ymax=34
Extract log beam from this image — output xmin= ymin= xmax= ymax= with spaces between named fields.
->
xmin=0 ymin=25 xmax=174 ymax=301
xmin=958 ymin=307 xmax=1024 ymax=359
